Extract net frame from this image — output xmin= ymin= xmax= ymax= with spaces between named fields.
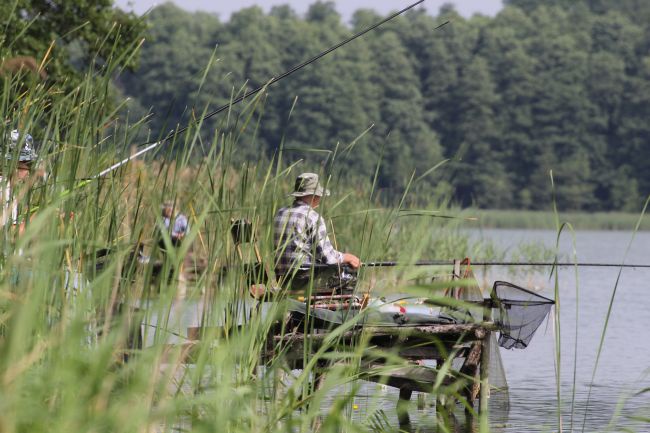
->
xmin=490 ymin=281 xmax=555 ymax=350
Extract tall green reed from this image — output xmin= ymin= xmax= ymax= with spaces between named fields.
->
xmin=548 ymin=170 xmax=650 ymax=433
xmin=0 ymin=34 xmax=504 ymax=433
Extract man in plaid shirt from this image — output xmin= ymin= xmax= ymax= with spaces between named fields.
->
xmin=274 ymin=173 xmax=360 ymax=280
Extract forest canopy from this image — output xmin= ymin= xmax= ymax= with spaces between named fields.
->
xmin=1 ymin=0 xmax=145 ymax=87
xmin=22 ymin=0 xmax=650 ymax=212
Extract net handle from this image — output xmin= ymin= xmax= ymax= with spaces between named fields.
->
xmin=492 ymin=280 xmax=555 ymax=304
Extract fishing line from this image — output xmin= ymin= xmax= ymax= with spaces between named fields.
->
xmin=310 ymin=261 xmax=650 ymax=269
xmin=136 ymin=0 xmax=428 ymax=149
xmin=63 ymin=1 xmax=433 ymax=182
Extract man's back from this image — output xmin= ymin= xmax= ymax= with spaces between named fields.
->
xmin=274 ymin=200 xmax=342 ymax=276
xmin=171 ymin=213 xmax=189 ymax=239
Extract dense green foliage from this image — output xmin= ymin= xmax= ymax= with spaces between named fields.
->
xmin=1 ymin=0 xmax=145 ymax=87
xmin=0 ymin=36 xmax=505 ymax=432
xmin=118 ymin=1 xmax=650 ymax=212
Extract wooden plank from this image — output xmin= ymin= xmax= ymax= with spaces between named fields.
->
xmin=361 ymin=364 xmax=446 ymax=392
xmin=397 ymin=388 xmax=413 ymax=426
xmin=459 ymin=340 xmax=482 ymax=409
xmin=272 ymin=323 xmax=494 ymax=343
xmin=479 ymin=312 xmax=491 ymax=421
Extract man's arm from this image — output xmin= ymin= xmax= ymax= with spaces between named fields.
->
xmin=314 ymin=216 xmax=360 ymax=269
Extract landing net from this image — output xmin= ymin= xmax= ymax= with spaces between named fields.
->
xmin=491 ymin=281 xmax=555 ymax=350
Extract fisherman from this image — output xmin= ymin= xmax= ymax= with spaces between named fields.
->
xmin=1 ymin=129 xmax=39 ymax=235
xmin=154 ymin=201 xmax=190 ymax=286
xmin=160 ymin=201 xmax=189 ymax=248
xmin=274 ymin=172 xmax=360 ymax=292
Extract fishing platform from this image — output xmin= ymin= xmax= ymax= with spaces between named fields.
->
xmin=142 ymin=248 xmax=553 ymax=423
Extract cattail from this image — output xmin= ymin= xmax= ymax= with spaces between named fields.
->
xmin=0 ymin=56 xmax=47 ymax=80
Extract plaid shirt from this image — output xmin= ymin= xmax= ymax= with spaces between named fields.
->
xmin=163 ymin=213 xmax=189 ymax=239
xmin=274 ymin=199 xmax=344 ymax=276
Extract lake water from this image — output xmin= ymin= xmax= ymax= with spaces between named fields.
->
xmin=147 ymin=229 xmax=650 ymax=432
xmin=351 ymin=228 xmax=650 ymax=432
xmin=485 ymin=229 xmax=650 ymax=433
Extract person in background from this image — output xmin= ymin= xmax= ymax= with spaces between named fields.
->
xmin=1 ymin=129 xmax=39 ymax=235
xmin=161 ymin=201 xmax=189 ymax=248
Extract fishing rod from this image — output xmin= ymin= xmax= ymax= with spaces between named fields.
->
xmin=87 ymin=141 xmax=161 ymax=181
xmin=462 ymin=261 xmax=650 ymax=268
xmin=63 ymin=0 xmax=431 ymax=184
xmin=24 ymin=141 xmax=161 ymax=212
xmin=306 ymin=261 xmax=650 ymax=269
xmin=30 ymin=2 xmax=439 ymax=209
xmin=137 ymin=0 xmax=431 ymax=149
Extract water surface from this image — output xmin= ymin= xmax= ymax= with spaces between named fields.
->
xmin=148 ymin=229 xmax=650 ymax=432
xmin=464 ymin=229 xmax=648 ymax=432
xmin=342 ymin=229 xmax=650 ymax=432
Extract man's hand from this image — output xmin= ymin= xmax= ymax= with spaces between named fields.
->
xmin=249 ymin=284 xmax=267 ymax=299
xmin=342 ymin=253 xmax=361 ymax=269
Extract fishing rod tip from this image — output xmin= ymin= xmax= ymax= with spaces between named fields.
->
xmin=434 ymin=20 xmax=451 ymax=30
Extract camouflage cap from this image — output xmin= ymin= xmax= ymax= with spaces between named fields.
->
xmin=6 ymin=129 xmax=37 ymax=163
xmin=291 ymin=172 xmax=330 ymax=197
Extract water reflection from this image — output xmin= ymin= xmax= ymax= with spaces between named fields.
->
xmin=336 ymin=230 xmax=650 ymax=432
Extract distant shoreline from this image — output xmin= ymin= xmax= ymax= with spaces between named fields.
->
xmin=466 ymin=209 xmax=650 ymax=231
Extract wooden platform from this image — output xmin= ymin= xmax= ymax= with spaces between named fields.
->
xmin=278 ymin=321 xmax=490 ymax=399
xmin=180 ymin=316 xmax=495 ymax=418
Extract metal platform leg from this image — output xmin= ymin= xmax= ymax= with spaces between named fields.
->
xmin=397 ymin=388 xmax=412 ymax=426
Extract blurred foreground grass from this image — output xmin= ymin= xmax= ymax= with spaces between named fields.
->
xmin=0 ymin=47 xmax=500 ymax=433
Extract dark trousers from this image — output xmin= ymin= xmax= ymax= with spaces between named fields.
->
xmin=282 ymin=267 xmax=356 ymax=295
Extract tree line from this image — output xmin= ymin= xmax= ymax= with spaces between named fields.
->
xmin=114 ymin=1 xmax=650 ymax=211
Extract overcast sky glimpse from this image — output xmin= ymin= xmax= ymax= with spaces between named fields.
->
xmin=114 ymin=0 xmax=503 ymax=21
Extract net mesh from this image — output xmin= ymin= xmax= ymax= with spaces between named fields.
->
xmin=491 ymin=281 xmax=554 ymax=350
